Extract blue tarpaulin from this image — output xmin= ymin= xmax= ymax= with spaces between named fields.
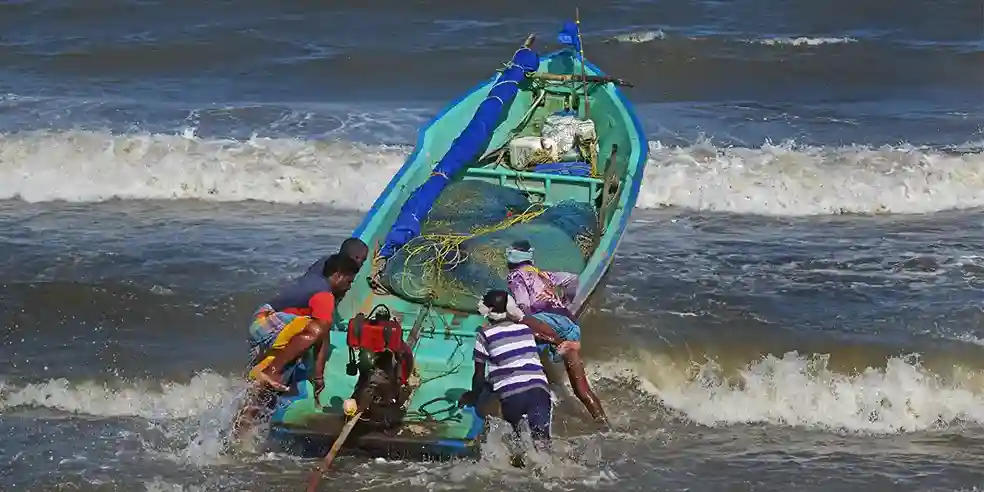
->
xmin=534 ymin=161 xmax=592 ymax=177
xmin=379 ymin=44 xmax=540 ymax=258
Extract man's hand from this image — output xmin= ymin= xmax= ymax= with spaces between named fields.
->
xmin=313 ymin=378 xmax=326 ymax=406
xmin=457 ymin=390 xmax=476 ymax=408
xmin=505 ymin=295 xmax=525 ymax=321
xmin=557 ymin=340 xmax=580 ymax=356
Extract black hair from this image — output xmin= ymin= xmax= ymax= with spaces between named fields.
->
xmin=322 ymin=253 xmax=360 ymax=278
xmin=339 ymin=237 xmax=368 ymax=257
xmin=506 ymin=240 xmax=534 ymax=269
xmin=482 ymin=289 xmax=508 ymax=314
xmin=510 ymin=240 xmax=533 ymax=252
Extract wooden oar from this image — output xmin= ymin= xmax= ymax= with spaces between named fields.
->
xmin=304 ymin=409 xmax=364 ymax=492
xmin=529 ymin=72 xmax=634 ymax=88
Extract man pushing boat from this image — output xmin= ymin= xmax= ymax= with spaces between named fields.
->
xmin=247 ymin=253 xmax=359 ymax=395
xmin=504 ymin=240 xmax=610 ymax=427
xmin=229 ymin=240 xmax=368 ymax=444
xmin=459 ymin=289 xmax=554 ymax=458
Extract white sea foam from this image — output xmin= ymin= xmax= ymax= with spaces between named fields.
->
xmin=608 ymin=31 xmax=855 ymax=47
xmin=748 ymin=36 xmax=858 ymax=46
xmin=1 ymin=130 xmax=983 ymax=216
xmin=0 ymin=370 xmax=237 ymax=419
xmin=589 ymin=350 xmax=984 ymax=434
xmin=5 ymin=348 xmax=984 ymax=468
xmin=610 ymin=30 xmax=667 ymax=44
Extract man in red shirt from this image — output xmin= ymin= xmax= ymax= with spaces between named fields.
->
xmin=247 ymin=253 xmax=360 ymax=400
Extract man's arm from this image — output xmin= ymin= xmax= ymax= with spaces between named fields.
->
xmin=507 ymin=274 xmax=534 ymax=315
xmin=522 ymin=316 xmax=562 ymax=345
xmin=308 ymin=292 xmax=337 ymax=381
xmin=313 ymin=328 xmax=330 ymax=379
xmin=469 ymin=333 xmax=490 ymax=396
xmin=550 ymin=272 xmax=579 ymax=304
xmin=470 ymin=361 xmax=487 ymax=396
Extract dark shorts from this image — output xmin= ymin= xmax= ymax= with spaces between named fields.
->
xmin=499 ymin=387 xmax=552 ymax=441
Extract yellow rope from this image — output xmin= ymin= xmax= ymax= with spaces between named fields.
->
xmin=393 ymin=204 xmax=547 ymax=302
xmin=520 ymin=148 xmax=555 ymax=170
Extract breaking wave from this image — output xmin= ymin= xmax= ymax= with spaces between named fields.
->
xmin=1 ymin=130 xmax=983 ymax=216
xmin=590 ymin=350 xmax=984 ymax=434
xmin=6 ymin=348 xmax=984 ymax=436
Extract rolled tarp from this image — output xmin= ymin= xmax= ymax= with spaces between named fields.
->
xmin=379 ymin=44 xmax=540 ymax=259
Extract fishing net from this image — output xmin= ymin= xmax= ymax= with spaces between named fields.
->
xmin=380 ymin=180 xmax=599 ymax=312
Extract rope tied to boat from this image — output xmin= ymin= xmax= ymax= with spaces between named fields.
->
xmin=392 ymin=204 xmax=546 ymax=304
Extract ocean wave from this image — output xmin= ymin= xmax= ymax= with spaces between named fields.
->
xmin=747 ymin=37 xmax=858 ymax=46
xmin=0 ymin=370 xmax=237 ymax=419
xmin=609 ymin=30 xmax=667 ymax=44
xmin=590 ymin=350 xmax=984 ymax=434
xmin=1 ymin=130 xmax=983 ymax=216
xmin=6 ymin=349 xmax=984 ymax=436
xmin=608 ymin=29 xmax=858 ymax=47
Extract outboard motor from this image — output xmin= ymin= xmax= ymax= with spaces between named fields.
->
xmin=345 ymin=305 xmax=414 ymax=430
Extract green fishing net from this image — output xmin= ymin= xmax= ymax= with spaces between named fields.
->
xmin=380 ymin=180 xmax=599 ymax=312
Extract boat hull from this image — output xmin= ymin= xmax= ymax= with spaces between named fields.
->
xmin=268 ymin=419 xmax=481 ymax=461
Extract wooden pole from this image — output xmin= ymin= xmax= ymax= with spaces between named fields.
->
xmin=576 ymin=8 xmax=589 ymax=119
xmin=528 ymin=72 xmax=634 ymax=87
xmin=523 ymin=33 xmax=536 ymax=48
xmin=304 ymin=410 xmax=365 ymax=492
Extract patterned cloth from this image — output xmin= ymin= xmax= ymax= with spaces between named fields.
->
xmin=506 ymin=264 xmax=578 ymax=318
xmin=247 ymin=304 xmax=298 ymax=367
xmin=532 ymin=311 xmax=582 ymax=363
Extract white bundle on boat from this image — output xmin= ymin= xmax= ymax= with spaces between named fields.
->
xmin=508 ymin=136 xmax=559 ymax=169
xmin=541 ymin=113 xmax=597 ymax=160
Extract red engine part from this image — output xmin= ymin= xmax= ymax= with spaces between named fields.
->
xmin=346 ymin=310 xmax=414 ymax=384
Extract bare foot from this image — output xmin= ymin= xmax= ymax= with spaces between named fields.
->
xmin=253 ymin=368 xmax=289 ymax=392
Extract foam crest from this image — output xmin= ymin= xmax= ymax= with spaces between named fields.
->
xmin=142 ymin=479 xmax=210 ymax=492
xmin=0 ymin=130 xmax=407 ymax=207
xmin=749 ymin=37 xmax=858 ymax=46
xmin=1 ymin=130 xmax=984 ymax=216
xmin=641 ymin=140 xmax=984 ymax=215
xmin=610 ymin=30 xmax=667 ymax=44
xmin=0 ymin=370 xmax=237 ymax=419
xmin=590 ymin=351 xmax=984 ymax=434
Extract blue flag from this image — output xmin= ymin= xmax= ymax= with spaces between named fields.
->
xmin=557 ymin=20 xmax=581 ymax=57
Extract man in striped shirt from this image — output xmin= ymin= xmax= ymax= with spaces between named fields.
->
xmin=459 ymin=289 xmax=553 ymax=449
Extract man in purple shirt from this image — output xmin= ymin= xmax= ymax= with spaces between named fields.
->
xmin=504 ymin=240 xmax=609 ymax=427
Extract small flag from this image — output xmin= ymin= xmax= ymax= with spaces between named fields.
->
xmin=557 ymin=20 xmax=581 ymax=56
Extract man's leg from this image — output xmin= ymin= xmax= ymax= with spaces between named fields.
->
xmin=562 ymin=350 xmax=608 ymax=425
xmin=229 ymin=385 xmax=274 ymax=443
xmin=498 ymin=391 xmax=531 ymax=468
xmin=525 ymin=388 xmax=553 ymax=453
xmin=250 ymin=317 xmax=323 ymax=391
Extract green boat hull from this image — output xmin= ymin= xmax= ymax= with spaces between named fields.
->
xmin=266 ymin=46 xmax=649 ymax=460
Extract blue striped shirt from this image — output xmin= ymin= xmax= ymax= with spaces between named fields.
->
xmin=473 ymin=320 xmax=549 ymax=398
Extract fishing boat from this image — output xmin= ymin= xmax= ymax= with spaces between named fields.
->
xmin=265 ymin=26 xmax=648 ymax=461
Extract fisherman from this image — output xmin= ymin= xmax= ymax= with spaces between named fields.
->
xmin=459 ymin=290 xmax=554 ymax=456
xmin=247 ymin=253 xmax=360 ymax=397
xmin=504 ymin=240 xmax=609 ymax=427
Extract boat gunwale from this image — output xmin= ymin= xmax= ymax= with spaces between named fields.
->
xmin=570 ymin=55 xmax=650 ymax=317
